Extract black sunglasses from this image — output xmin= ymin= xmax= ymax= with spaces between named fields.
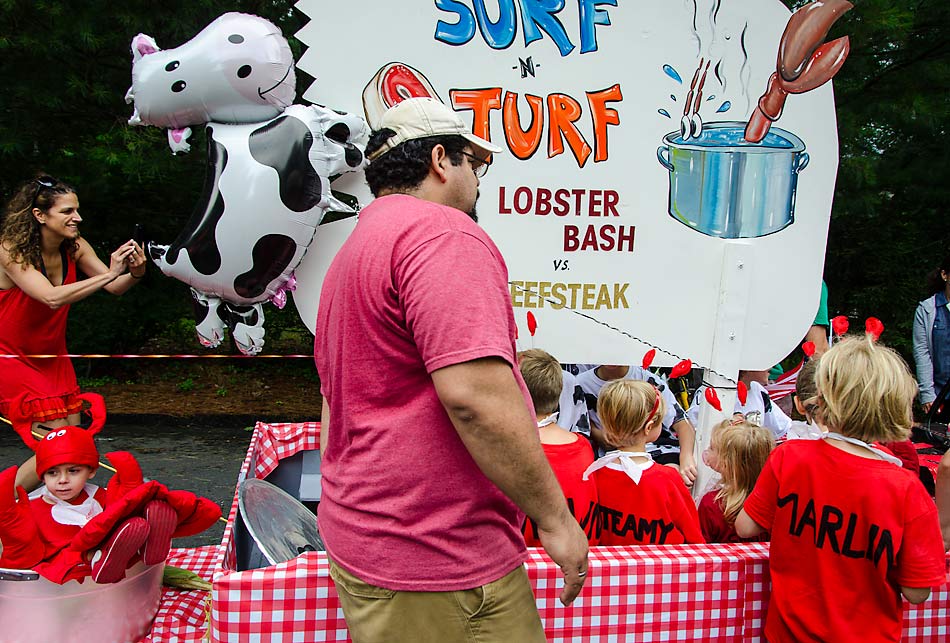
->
xmin=30 ymin=175 xmax=57 ymax=209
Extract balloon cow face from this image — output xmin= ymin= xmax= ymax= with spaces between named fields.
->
xmin=127 ymin=13 xmax=368 ymax=355
xmin=126 ymin=12 xmax=297 ymax=153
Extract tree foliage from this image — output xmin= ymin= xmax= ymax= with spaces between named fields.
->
xmin=1 ymin=1 xmax=947 ymax=362
xmin=801 ymin=0 xmax=950 ymax=357
xmin=0 ymin=0 xmax=309 ymax=353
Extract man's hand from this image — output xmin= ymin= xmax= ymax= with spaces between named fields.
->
xmin=537 ymin=514 xmax=590 ymax=605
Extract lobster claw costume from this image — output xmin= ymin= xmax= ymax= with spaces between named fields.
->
xmin=0 ymin=465 xmax=46 ymax=570
xmin=0 ymin=393 xmax=221 ymax=584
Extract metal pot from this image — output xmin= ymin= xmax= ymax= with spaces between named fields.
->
xmin=0 ymin=562 xmax=163 ymax=643
xmin=657 ymin=121 xmax=809 ymax=238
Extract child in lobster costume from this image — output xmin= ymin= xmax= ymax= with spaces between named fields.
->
xmin=0 ymin=393 xmax=220 ymax=584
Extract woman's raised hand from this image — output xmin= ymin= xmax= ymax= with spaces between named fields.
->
xmin=108 ymin=241 xmax=137 ymax=277
xmin=126 ymin=240 xmax=147 ymax=277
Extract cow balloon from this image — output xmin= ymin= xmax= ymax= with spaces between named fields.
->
xmin=126 ymin=13 xmax=367 ymax=354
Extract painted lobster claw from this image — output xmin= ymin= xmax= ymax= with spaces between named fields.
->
xmin=781 ymin=37 xmax=851 ymax=94
xmin=777 ymin=0 xmax=854 ymax=83
xmin=745 ymin=0 xmax=853 ymax=143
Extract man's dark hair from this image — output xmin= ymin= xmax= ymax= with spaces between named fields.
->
xmin=364 ymin=129 xmax=468 ymax=197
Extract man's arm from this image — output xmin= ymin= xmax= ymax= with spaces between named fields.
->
xmin=431 ymin=356 xmax=589 ymax=605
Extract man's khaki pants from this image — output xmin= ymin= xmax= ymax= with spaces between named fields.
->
xmin=328 ymin=558 xmax=546 ymax=643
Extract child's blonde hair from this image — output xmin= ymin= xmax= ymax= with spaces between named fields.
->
xmin=598 ymin=379 xmax=666 ymax=447
xmin=518 ymin=349 xmax=563 ymax=415
xmin=712 ymin=420 xmax=775 ymax=523
xmin=795 ymin=358 xmax=820 ymax=421
xmin=815 ymin=335 xmax=917 ymax=442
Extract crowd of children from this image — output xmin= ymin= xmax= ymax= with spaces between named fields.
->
xmin=519 ymin=333 xmax=949 ymax=641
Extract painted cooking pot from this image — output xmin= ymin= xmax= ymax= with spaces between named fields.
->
xmin=657 ymin=121 xmax=809 ymax=238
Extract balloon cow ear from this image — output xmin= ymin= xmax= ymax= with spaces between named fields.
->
xmin=131 ymin=33 xmax=160 ymax=63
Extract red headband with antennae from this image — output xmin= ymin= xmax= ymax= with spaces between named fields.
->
xmin=642 ymin=385 xmax=661 ymax=429
xmin=6 ymin=392 xmax=106 ymax=451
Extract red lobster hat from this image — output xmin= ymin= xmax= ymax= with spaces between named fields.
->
xmin=7 ymin=393 xmax=106 ymax=476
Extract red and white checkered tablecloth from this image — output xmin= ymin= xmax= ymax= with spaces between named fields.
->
xmin=205 ymin=422 xmax=950 ymax=642
xmin=140 ymin=545 xmax=220 ymax=643
xmin=526 ymin=544 xmax=772 ymax=642
xmin=216 ymin=421 xmax=321 ymax=574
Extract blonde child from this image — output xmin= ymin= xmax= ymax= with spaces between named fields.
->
xmin=518 ymin=349 xmax=598 ymax=545
xmin=583 ymin=380 xmax=703 ymax=545
xmin=790 ymin=356 xmax=920 ymax=473
xmin=576 ymin=365 xmax=697 ymax=487
xmin=698 ymin=419 xmax=774 ymax=543
xmin=737 ymin=336 xmax=946 ymax=643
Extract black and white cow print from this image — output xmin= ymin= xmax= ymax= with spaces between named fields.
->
xmin=127 ymin=14 xmax=368 ymax=354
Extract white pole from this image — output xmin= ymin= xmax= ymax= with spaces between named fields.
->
xmin=692 ymin=241 xmax=753 ymax=501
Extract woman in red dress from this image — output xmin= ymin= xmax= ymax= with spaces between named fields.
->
xmin=0 ymin=174 xmax=147 ymax=488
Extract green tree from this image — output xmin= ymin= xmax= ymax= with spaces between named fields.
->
xmin=797 ymin=0 xmax=950 ymax=357
xmin=3 ymin=1 xmax=948 ymax=363
xmin=0 ymin=0 xmax=311 ymax=352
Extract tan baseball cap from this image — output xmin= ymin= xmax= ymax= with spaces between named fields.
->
xmin=367 ymin=97 xmax=502 ymax=161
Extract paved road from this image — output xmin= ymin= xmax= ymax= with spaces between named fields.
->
xmin=0 ymin=418 xmax=252 ymax=548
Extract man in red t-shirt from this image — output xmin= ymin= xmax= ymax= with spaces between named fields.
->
xmin=314 ymin=98 xmax=588 ymax=643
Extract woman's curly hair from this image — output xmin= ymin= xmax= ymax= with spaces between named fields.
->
xmin=1 ymin=174 xmax=77 ymax=270
xmin=364 ymin=129 xmax=467 ymax=197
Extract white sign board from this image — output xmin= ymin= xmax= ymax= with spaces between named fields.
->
xmin=294 ymin=0 xmax=837 ymax=372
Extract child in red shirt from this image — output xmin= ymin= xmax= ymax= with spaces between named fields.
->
xmin=0 ymin=393 xmax=214 ymax=585
xmin=737 ymin=335 xmax=947 ymax=643
xmin=518 ymin=349 xmax=598 ymax=545
xmin=584 ymin=379 xmax=703 ymax=545
xmin=699 ymin=419 xmax=773 ymax=543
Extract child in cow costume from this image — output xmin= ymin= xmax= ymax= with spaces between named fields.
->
xmin=0 ymin=393 xmax=220 ymax=584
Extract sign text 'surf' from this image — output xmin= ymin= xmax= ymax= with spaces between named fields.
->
xmin=434 ymin=0 xmax=616 ymax=56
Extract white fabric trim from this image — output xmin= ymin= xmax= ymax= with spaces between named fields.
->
xmin=822 ymin=433 xmax=903 ymax=467
xmin=30 ymin=483 xmax=104 ymax=527
xmin=583 ymin=450 xmax=654 ymax=484
xmin=536 ymin=412 xmax=559 ymax=428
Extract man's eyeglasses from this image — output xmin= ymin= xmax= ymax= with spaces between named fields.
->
xmin=30 ymin=176 xmax=57 ymax=209
xmin=460 ymin=151 xmax=491 ymax=178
